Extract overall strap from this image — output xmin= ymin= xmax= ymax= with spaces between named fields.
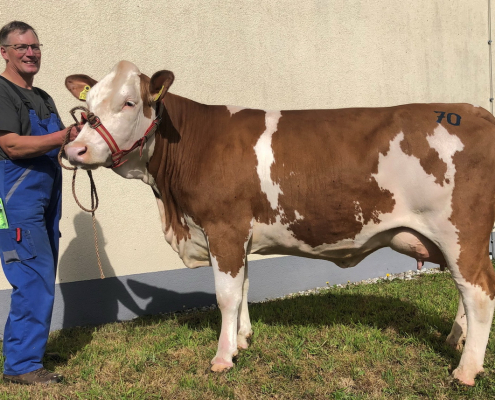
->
xmin=35 ymin=88 xmax=55 ymax=113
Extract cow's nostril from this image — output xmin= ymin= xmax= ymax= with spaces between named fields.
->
xmin=77 ymin=147 xmax=87 ymax=156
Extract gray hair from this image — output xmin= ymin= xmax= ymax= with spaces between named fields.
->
xmin=0 ymin=21 xmax=38 ymax=46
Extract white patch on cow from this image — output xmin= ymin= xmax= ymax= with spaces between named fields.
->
xmin=254 ymin=110 xmax=283 ymax=210
xmin=426 ymin=127 xmax=464 ymax=167
xmin=227 ymin=105 xmax=245 ymax=116
xmin=354 ymin=201 xmax=364 ymax=224
xmin=294 ymin=210 xmax=304 ymax=220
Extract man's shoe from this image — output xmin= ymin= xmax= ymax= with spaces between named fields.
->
xmin=3 ymin=368 xmax=63 ymax=385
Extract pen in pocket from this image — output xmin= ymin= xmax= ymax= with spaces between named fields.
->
xmin=0 ymin=198 xmax=8 ymax=229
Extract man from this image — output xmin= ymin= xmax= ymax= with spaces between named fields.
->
xmin=0 ymin=21 xmax=79 ymax=385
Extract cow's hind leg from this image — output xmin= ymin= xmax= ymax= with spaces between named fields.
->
xmin=237 ymin=262 xmax=253 ymax=350
xmin=447 ymin=254 xmax=495 ymax=385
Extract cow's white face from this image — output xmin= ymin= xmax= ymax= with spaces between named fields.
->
xmin=64 ymin=61 xmax=174 ymax=180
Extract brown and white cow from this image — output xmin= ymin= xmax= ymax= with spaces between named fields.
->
xmin=64 ymin=60 xmax=495 ymax=385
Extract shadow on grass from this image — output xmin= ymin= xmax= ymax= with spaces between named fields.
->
xmin=250 ymin=290 xmax=460 ymax=362
xmin=45 ymin=277 xmax=461 ymax=370
xmin=45 ymin=280 xmax=217 ymax=369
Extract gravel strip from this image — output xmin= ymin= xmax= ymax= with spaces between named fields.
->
xmin=180 ymin=267 xmax=446 ymax=314
xmin=268 ymin=266 xmax=446 ymax=301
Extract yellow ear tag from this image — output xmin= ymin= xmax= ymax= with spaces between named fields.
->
xmin=79 ymin=85 xmax=91 ymax=100
xmin=153 ymin=85 xmax=164 ymax=102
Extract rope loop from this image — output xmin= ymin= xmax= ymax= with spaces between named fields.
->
xmin=58 ymin=107 xmax=105 ymax=279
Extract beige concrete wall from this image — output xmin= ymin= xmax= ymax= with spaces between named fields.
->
xmin=0 ymin=1 xmax=491 ymax=289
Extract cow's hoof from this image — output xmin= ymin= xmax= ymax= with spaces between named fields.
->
xmin=237 ymin=339 xmax=249 ymax=350
xmin=237 ymin=335 xmax=251 ymax=350
xmin=452 ymin=366 xmax=482 ymax=386
xmin=211 ymin=355 xmax=234 ymax=372
xmin=211 ymin=362 xmax=233 ymax=372
xmin=447 ymin=341 xmax=464 ymax=351
xmin=446 ymin=334 xmax=465 ymax=351
xmin=237 ymin=329 xmax=253 ymax=350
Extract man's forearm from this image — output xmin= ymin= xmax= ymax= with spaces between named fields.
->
xmin=0 ymin=129 xmax=68 ymax=159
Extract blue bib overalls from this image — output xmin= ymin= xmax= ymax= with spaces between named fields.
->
xmin=0 ymin=81 xmax=62 ymax=375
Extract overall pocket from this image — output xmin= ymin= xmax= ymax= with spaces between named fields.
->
xmin=0 ymin=228 xmax=37 ymax=264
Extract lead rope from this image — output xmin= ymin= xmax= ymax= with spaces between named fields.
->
xmin=58 ymin=106 xmax=105 ymax=279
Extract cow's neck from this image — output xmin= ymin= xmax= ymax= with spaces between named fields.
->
xmin=145 ymin=92 xmax=210 ymax=243
xmin=162 ymin=92 xmax=208 ymax=142
xmin=148 ymin=92 xmax=210 ymax=183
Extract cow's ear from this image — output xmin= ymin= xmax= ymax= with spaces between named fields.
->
xmin=65 ymin=74 xmax=98 ymax=102
xmin=149 ymin=70 xmax=174 ymax=103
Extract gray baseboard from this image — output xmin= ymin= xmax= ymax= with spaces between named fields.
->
xmin=0 ymin=248 xmax=436 ymax=336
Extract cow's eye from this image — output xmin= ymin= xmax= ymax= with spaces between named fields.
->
xmin=125 ymin=101 xmax=136 ymax=107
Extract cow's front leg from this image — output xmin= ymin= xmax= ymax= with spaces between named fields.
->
xmin=237 ymin=262 xmax=253 ymax=350
xmin=210 ymin=255 xmax=247 ymax=372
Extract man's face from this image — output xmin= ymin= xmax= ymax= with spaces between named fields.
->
xmin=1 ymin=29 xmax=41 ymax=77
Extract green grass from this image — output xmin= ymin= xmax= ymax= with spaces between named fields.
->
xmin=1 ymin=270 xmax=495 ymax=399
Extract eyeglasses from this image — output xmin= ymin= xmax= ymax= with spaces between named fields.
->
xmin=2 ymin=44 xmax=42 ymax=54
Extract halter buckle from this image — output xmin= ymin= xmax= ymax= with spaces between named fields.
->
xmin=87 ymin=113 xmax=102 ymax=129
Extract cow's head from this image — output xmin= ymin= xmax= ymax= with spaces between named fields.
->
xmin=65 ymin=61 xmax=174 ymax=176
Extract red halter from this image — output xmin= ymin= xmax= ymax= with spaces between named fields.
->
xmin=80 ymin=102 xmax=163 ymax=168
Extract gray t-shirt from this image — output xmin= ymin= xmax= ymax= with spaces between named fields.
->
xmin=0 ymin=78 xmax=63 ymax=160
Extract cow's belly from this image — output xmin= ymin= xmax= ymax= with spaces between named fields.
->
xmin=249 ymin=218 xmax=384 ymax=268
xmin=250 ymin=218 xmax=445 ymax=268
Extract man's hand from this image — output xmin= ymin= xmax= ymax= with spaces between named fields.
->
xmin=68 ymin=124 xmax=83 ymax=142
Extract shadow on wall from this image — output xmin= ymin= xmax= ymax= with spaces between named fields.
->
xmin=58 ymin=213 xmax=141 ymax=328
xmin=126 ymin=279 xmax=217 ymax=315
xmin=57 ymin=213 xmax=217 ymax=331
